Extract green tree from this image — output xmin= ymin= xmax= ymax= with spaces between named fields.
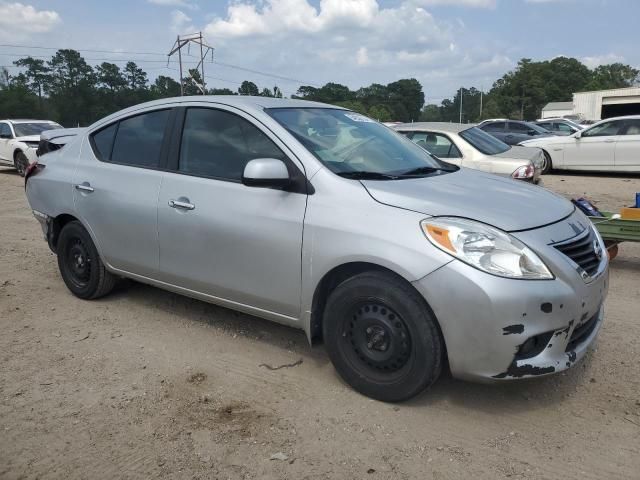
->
xmin=13 ymin=57 xmax=49 ymax=111
xmin=586 ymin=63 xmax=639 ymax=90
xmin=386 ymin=79 xmax=424 ymax=122
xmin=96 ymin=63 xmax=126 ymax=92
xmin=238 ymin=80 xmax=259 ymax=96
xmin=151 ymin=75 xmax=181 ymax=98
xmin=260 ymin=87 xmax=273 ymax=97
xmin=123 ymin=62 xmax=148 ymax=90
xmin=208 ymin=87 xmax=236 ymax=95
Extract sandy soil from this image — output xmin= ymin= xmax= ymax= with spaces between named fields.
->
xmin=1 ymin=168 xmax=639 ymax=480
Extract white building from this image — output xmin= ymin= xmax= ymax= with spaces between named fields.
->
xmin=540 ymin=101 xmax=573 ymax=119
xmin=573 ymin=86 xmax=640 ymax=121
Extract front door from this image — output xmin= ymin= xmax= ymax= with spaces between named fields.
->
xmin=615 ymin=118 xmax=640 ymax=171
xmin=0 ymin=122 xmax=14 ymax=162
xmin=157 ymin=106 xmax=307 ymax=318
xmin=73 ymin=108 xmax=173 ymax=276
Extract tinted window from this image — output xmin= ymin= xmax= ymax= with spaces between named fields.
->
xmin=556 ymin=123 xmax=574 ymax=133
xmin=481 ymin=122 xmax=505 ymax=132
xmin=622 ymin=119 xmax=640 ymax=135
xmin=91 ymin=123 xmax=118 ymax=160
xmin=409 ymin=132 xmax=461 ymax=158
xmin=110 ymin=110 xmax=170 ymax=168
xmin=582 ymin=120 xmax=622 ymax=138
xmin=459 ymin=127 xmax=510 ymax=155
xmin=508 ymin=122 xmax=529 ymax=132
xmin=179 ymin=108 xmax=286 ymax=181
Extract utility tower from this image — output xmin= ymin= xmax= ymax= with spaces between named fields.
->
xmin=168 ymin=32 xmax=214 ymax=96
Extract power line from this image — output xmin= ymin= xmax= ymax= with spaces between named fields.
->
xmin=0 ymin=44 xmax=167 ymax=56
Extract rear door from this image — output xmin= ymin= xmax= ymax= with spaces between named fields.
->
xmin=405 ymin=131 xmax=463 ymax=167
xmin=614 ymin=118 xmax=640 ymax=171
xmin=73 ymin=108 xmax=174 ymax=276
xmin=563 ymin=119 xmax=622 ymax=170
xmin=480 ymin=122 xmax=508 ymax=143
xmin=156 ymin=106 xmax=307 ymax=318
xmin=505 ymin=121 xmax=532 ymax=145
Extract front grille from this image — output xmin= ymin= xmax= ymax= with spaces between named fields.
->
xmin=553 ymin=228 xmax=601 ymax=277
xmin=566 ymin=311 xmax=600 ymax=352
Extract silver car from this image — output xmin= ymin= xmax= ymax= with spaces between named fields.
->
xmin=25 ymin=97 xmax=609 ymax=402
xmin=394 ymin=122 xmax=543 ymax=182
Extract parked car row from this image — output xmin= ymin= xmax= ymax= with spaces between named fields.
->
xmin=24 ymin=96 xmax=609 ymax=401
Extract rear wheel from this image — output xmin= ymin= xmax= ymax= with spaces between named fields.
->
xmin=323 ymin=271 xmax=443 ymax=402
xmin=57 ymin=221 xmax=116 ymax=299
xmin=540 ymin=150 xmax=553 ymax=175
xmin=14 ymin=151 xmax=29 ymax=177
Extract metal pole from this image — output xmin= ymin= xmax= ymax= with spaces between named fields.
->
xmin=459 ymin=87 xmax=463 ymax=123
xmin=199 ymin=32 xmax=205 ymax=94
xmin=479 ymin=88 xmax=483 ymax=119
xmin=178 ymin=36 xmax=184 ymax=96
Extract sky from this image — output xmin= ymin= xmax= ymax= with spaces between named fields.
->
xmin=0 ymin=0 xmax=638 ymax=103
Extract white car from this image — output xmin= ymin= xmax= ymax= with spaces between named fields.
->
xmin=519 ymin=115 xmax=640 ymax=173
xmin=395 ymin=122 xmax=543 ymax=183
xmin=0 ymin=119 xmax=62 ymax=176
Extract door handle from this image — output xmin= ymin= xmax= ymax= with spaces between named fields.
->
xmin=168 ymin=199 xmax=195 ymax=210
xmin=75 ymin=182 xmax=94 ymax=193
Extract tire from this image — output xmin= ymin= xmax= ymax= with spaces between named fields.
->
xmin=57 ymin=221 xmax=116 ymax=299
xmin=14 ymin=151 xmax=29 ymax=177
xmin=323 ymin=271 xmax=443 ymax=402
xmin=540 ymin=150 xmax=553 ymax=175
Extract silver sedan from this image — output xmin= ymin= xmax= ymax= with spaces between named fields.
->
xmin=25 ymin=97 xmax=608 ymax=401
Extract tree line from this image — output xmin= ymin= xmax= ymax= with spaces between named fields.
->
xmin=0 ymin=49 xmax=285 ymax=126
xmin=1 ymin=49 xmax=638 ymax=127
xmin=421 ymin=57 xmax=639 ymax=123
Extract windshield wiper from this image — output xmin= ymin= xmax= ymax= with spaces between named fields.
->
xmin=336 ymin=171 xmax=400 ymax=180
xmin=398 ymin=166 xmax=455 ymax=177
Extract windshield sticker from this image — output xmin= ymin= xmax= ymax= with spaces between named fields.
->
xmin=344 ymin=113 xmax=374 ymax=123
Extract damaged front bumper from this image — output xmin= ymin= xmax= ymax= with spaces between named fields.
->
xmin=412 ymin=221 xmax=608 ymax=382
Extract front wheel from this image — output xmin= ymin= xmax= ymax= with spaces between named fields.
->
xmin=323 ymin=271 xmax=443 ymax=402
xmin=540 ymin=150 xmax=553 ymax=175
xmin=14 ymin=151 xmax=29 ymax=177
xmin=57 ymin=221 xmax=116 ymax=299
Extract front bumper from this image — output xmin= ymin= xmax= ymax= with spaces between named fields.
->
xmin=24 ymin=147 xmax=39 ymax=164
xmin=413 ymin=224 xmax=608 ymax=382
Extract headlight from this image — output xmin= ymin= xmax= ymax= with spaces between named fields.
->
xmin=421 ymin=217 xmax=553 ymax=279
xmin=25 ymin=141 xmax=40 ymax=149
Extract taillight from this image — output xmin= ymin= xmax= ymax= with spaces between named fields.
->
xmin=24 ymin=160 xmax=45 ymax=187
xmin=511 ymin=164 xmax=534 ymax=180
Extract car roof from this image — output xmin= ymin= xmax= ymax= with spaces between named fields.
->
xmin=88 ymin=96 xmax=345 ymax=130
xmin=3 ymin=119 xmax=59 ymax=124
xmin=393 ymin=122 xmax=475 ymax=133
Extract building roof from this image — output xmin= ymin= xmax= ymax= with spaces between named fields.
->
xmin=393 ymin=122 xmax=476 ymax=133
xmin=542 ymin=102 xmax=573 ymax=111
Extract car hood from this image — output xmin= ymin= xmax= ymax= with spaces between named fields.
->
xmin=362 ymin=168 xmax=574 ymax=232
xmin=15 ymin=135 xmax=40 ymax=143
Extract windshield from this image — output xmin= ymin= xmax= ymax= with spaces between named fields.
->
xmin=13 ymin=123 xmax=62 ymax=137
xmin=459 ymin=126 xmax=510 ymax=155
xmin=266 ymin=108 xmax=455 ymax=179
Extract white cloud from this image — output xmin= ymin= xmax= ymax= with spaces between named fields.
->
xmin=0 ymin=2 xmax=61 ymax=40
xmin=581 ymin=53 xmax=626 ymax=69
xmin=170 ymin=9 xmax=194 ymax=33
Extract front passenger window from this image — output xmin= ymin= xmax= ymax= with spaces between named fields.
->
xmin=582 ymin=121 xmax=622 ymax=138
xmin=179 ymin=108 xmax=286 ymax=181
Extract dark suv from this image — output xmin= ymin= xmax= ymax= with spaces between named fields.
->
xmin=478 ymin=120 xmax=557 ymax=145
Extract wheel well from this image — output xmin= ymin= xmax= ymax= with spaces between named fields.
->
xmin=309 ymin=262 xmax=410 ymax=344
xmin=49 ymin=214 xmax=79 ymax=252
xmin=13 ymin=149 xmax=24 ymax=161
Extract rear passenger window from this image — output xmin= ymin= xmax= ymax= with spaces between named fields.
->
xmin=179 ymin=108 xmax=286 ymax=181
xmin=91 ymin=123 xmax=117 ymax=160
xmin=482 ymin=122 xmax=505 ymax=132
xmin=111 ymin=110 xmax=170 ymax=168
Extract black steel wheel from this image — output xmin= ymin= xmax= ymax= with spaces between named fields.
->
xmin=323 ymin=271 xmax=444 ymax=402
xmin=14 ymin=151 xmax=29 ymax=177
xmin=57 ymin=221 xmax=116 ymax=299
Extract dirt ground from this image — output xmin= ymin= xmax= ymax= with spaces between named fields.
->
xmin=1 ymin=168 xmax=639 ymax=480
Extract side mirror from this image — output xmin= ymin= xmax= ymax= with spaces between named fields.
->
xmin=242 ymin=158 xmax=291 ymax=189
xmin=574 ymin=130 xmax=582 ymax=139
xmin=527 ymin=130 xmax=537 ymax=136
